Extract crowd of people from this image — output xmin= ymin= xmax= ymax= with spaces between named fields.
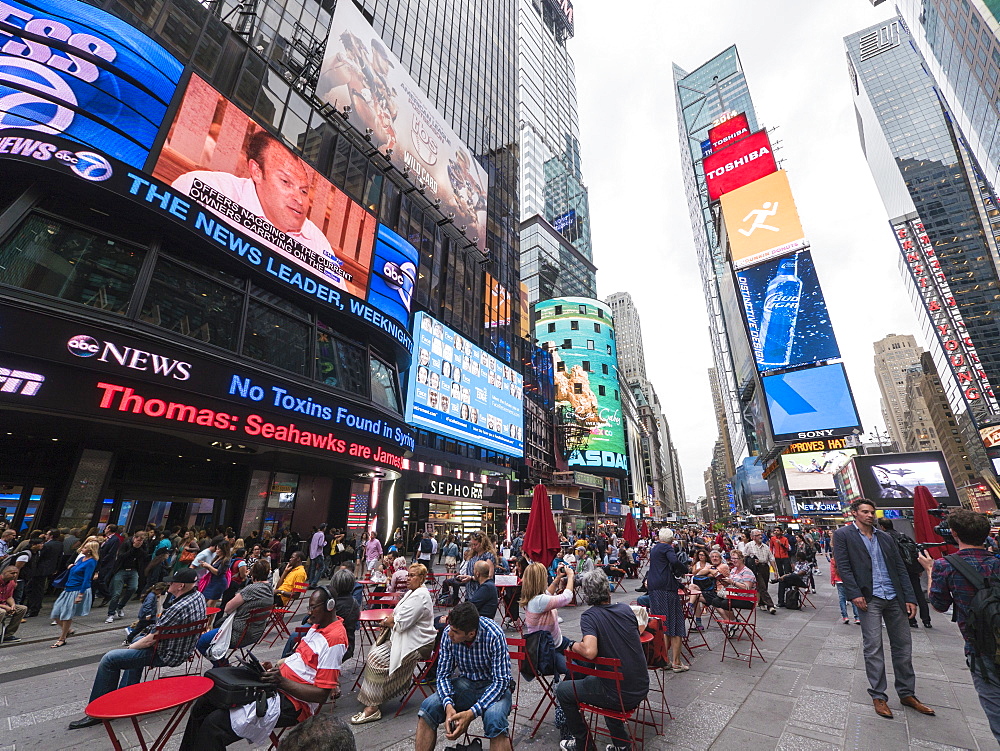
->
xmin=2 ymin=500 xmax=999 ymax=749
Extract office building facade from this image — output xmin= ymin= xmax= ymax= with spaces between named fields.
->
xmin=873 ymin=333 xmax=924 ymax=449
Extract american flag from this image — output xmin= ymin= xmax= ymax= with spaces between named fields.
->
xmin=347 ymin=493 xmax=370 ymax=529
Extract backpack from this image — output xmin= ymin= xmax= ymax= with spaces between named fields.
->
xmin=419 ymin=538 xmax=433 ymax=555
xmin=946 ymin=554 xmax=1000 ymax=674
xmin=643 ymin=616 xmax=671 ymax=668
xmin=784 ymin=587 xmax=801 ymax=610
xmin=894 ymin=534 xmax=922 ymax=574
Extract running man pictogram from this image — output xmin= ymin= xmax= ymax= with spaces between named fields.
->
xmin=739 ymin=202 xmax=780 ymax=236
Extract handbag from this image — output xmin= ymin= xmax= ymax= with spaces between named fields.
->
xmin=374 ymin=626 xmax=392 ymax=646
xmin=206 ymin=666 xmax=277 ymax=717
xmin=209 ymin=612 xmax=237 ymax=660
xmin=52 ymin=565 xmax=72 ymax=589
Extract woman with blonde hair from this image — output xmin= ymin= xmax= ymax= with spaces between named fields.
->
xmin=50 ymin=540 xmax=99 ymax=648
xmin=520 ymin=561 xmax=575 ymax=677
xmin=351 ymin=563 xmax=436 ymax=725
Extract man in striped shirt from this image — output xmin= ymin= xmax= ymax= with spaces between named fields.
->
xmin=178 ymin=587 xmax=347 ymax=749
xmin=416 ymin=601 xmax=513 ymax=751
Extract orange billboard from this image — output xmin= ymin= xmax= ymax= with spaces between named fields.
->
xmin=721 ymin=170 xmax=808 ymax=269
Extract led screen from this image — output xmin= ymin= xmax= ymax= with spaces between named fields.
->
xmin=721 ymin=170 xmax=808 ymax=269
xmin=736 ymin=250 xmax=841 ymax=373
xmin=405 ymin=312 xmax=523 ymax=456
xmin=367 ymin=225 xmax=418 ymax=329
xmin=853 ymin=452 xmax=954 ymax=501
xmin=703 ymin=129 xmax=777 ymax=202
xmin=707 ymin=112 xmax=750 ymax=152
xmin=0 ymin=0 xmax=183 ymax=167
xmin=781 ymin=448 xmax=857 ymax=491
xmin=152 ymin=74 xmax=376 ymax=300
xmin=534 ymin=298 xmax=627 ymax=473
xmin=317 ymin=0 xmax=488 ymax=251
xmin=762 ymin=363 xmax=861 ymax=442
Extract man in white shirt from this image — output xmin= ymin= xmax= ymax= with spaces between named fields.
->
xmin=171 ymin=131 xmax=347 ymax=290
xmin=743 ymin=529 xmax=777 ymax=614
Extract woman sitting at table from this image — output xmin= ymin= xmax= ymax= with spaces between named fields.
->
xmin=197 ymin=559 xmax=273 ymax=666
xmin=350 ymin=563 xmax=436 ymax=725
xmin=699 ymin=549 xmax=757 ymax=635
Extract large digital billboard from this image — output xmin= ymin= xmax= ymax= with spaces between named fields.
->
xmin=762 ymin=363 xmax=861 ymax=443
xmin=0 ymin=0 xmax=182 ymax=167
xmin=706 ymin=112 xmax=750 ymax=153
xmin=851 ymin=452 xmax=957 ymax=503
xmin=735 ymin=250 xmax=841 ymax=373
xmin=316 ymin=0 xmax=488 ymax=252
xmin=721 ymin=170 xmax=808 ymax=269
xmin=404 ymin=312 xmax=523 ymax=456
xmin=781 ymin=448 xmax=856 ymax=491
xmin=703 ymin=130 xmax=777 ymax=202
xmin=534 ymin=298 xmax=627 ymax=473
xmin=153 ymin=74 xmax=376 ymax=299
xmin=367 ymin=225 xmax=417 ymax=329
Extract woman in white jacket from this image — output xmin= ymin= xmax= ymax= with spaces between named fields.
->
xmin=350 ymin=562 xmax=437 ymax=724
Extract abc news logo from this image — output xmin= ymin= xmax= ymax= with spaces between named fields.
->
xmin=67 ymin=335 xmax=192 ymax=381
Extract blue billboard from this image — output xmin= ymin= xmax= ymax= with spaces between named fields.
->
xmin=0 ymin=0 xmax=183 ymax=167
xmin=405 ymin=312 xmax=523 ymax=456
xmin=762 ymin=363 xmax=861 ymax=443
xmin=735 ymin=250 xmax=840 ymax=373
xmin=367 ymin=225 xmax=418 ymax=329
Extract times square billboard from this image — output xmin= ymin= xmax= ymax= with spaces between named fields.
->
xmin=734 ymin=250 xmax=841 ymax=373
xmin=534 ymin=298 xmax=628 ymax=473
xmin=0 ymin=0 xmax=431 ymax=354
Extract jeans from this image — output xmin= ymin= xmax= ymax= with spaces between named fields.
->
xmin=774 ymin=557 xmax=792 ymax=578
xmin=970 ymin=656 xmax=1000 ymax=745
xmin=418 ymin=676 xmax=512 ymax=739
xmin=556 ymin=674 xmax=635 ymax=751
xmin=88 ymin=647 xmax=163 ymax=702
xmin=836 ymin=583 xmax=860 ymax=620
xmin=107 ymin=569 xmax=139 ymax=616
xmin=308 ymin=555 xmax=324 ymax=587
xmin=908 ymin=571 xmax=931 ymax=625
xmin=637 ymin=594 xmax=650 ymax=608
xmin=858 ymin=596 xmax=915 ymax=701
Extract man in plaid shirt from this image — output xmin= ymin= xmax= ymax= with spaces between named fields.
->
xmin=69 ymin=568 xmax=207 ymax=730
xmin=416 ymin=601 xmax=512 ymax=751
xmin=919 ymin=508 xmax=1000 ymax=744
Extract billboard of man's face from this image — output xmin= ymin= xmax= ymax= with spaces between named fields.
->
xmin=248 ymin=141 xmax=312 ymax=235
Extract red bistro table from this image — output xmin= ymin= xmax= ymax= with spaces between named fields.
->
xmin=352 ymin=609 xmax=391 ymax=690
xmin=85 ymin=675 xmax=213 ymax=751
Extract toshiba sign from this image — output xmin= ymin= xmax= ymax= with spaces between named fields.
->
xmin=702 ymin=130 xmax=777 ymax=202
xmin=706 ymin=112 xmax=750 ymax=152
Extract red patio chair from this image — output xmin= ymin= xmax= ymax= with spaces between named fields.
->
xmin=394 ymin=645 xmax=439 ymax=717
xmin=143 ymin=616 xmax=210 ymax=680
xmin=711 ymin=588 xmax=765 ymax=667
xmin=565 ymin=652 xmax=659 ymax=749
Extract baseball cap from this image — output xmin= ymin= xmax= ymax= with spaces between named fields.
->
xmin=164 ymin=568 xmax=198 ymax=584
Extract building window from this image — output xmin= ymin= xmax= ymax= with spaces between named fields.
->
xmin=594 ymin=323 xmax=601 ymax=333
xmin=597 ymin=309 xmax=604 ymax=318
xmin=547 ymin=322 xmax=555 ymax=333
xmin=555 ymin=305 xmax=562 ymax=315
xmin=571 ymin=320 xmax=579 ymax=330
xmin=614 ymin=390 xmax=619 ymax=401
xmin=140 ymin=256 xmax=242 ymax=350
xmin=556 ymin=361 xmax=565 ymax=372
xmin=563 ymin=338 xmax=573 ymax=350
xmin=243 ymin=299 xmax=310 ymax=375
xmin=578 ymin=304 xmax=587 ymax=314
xmin=587 ymin=340 xmax=595 ymax=350
xmin=606 ymin=345 xmax=612 ymax=355
xmin=316 ymin=322 xmax=367 ymax=395
xmin=573 ymin=383 xmax=582 ymax=394
xmin=602 ymin=364 xmax=609 ymax=374
xmin=598 ymin=385 xmax=606 ymax=396
xmin=582 ymin=361 xmax=591 ymax=371
xmin=0 ymin=213 xmax=145 ymax=315
xmin=370 ymin=355 xmax=400 ymax=413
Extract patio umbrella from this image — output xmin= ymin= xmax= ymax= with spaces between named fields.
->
xmin=522 ymin=484 xmax=561 ymax=568
xmin=640 ymin=519 xmax=651 ymax=539
xmin=623 ymin=511 xmax=640 ymax=547
xmin=912 ymin=485 xmax=948 ymax=559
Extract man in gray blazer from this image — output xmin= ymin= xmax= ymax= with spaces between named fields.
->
xmin=833 ymin=498 xmax=935 ymax=720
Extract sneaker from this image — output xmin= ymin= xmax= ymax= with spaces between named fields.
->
xmin=2 ymin=634 xmax=20 ymax=643
xmin=559 ymin=741 xmax=576 ymax=751
xmin=116 ymin=610 xmax=124 ymax=619
xmin=854 ymin=618 xmax=861 ymax=625
xmin=50 ymin=620 xmax=57 ymax=626
xmin=105 ymin=616 xmax=115 ymax=624
xmin=557 ymin=617 xmax=564 ymax=624
xmin=842 ymin=617 xmax=849 ymax=624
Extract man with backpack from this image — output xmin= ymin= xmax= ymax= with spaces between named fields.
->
xmin=919 ymin=508 xmax=1000 ymax=743
xmin=417 ymin=532 xmax=436 ymax=573
xmin=878 ymin=518 xmax=932 ymax=629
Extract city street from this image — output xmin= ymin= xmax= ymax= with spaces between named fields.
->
xmin=0 ymin=570 xmax=994 ymax=750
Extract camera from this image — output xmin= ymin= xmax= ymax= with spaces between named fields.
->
xmin=927 ymin=507 xmax=956 ymax=546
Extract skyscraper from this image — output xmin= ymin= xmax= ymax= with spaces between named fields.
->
xmin=518 ymin=0 xmax=597 ymax=304
xmin=605 ymin=292 xmax=648 ymax=383
xmin=873 ymin=333 xmax=924 ymax=449
xmin=847 ymin=16 xmax=1000 ymax=484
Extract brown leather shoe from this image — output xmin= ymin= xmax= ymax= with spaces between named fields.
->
xmin=901 ymin=696 xmax=935 ymax=715
xmin=873 ymin=698 xmax=894 ymax=719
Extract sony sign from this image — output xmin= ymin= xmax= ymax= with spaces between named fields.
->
xmin=67 ymin=335 xmax=192 ymax=381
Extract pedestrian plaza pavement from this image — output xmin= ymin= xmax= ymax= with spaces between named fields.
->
xmin=0 ymin=566 xmax=996 ymax=750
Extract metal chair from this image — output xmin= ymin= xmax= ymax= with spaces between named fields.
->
xmin=394 ymin=645 xmax=439 ymax=717
xmin=143 ymin=616 xmax=210 ymax=680
xmin=711 ymin=588 xmax=765 ymax=667
xmin=565 ymin=652 xmax=659 ymax=749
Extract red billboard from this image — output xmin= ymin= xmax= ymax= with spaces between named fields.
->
xmin=702 ymin=129 xmax=777 ymax=202
xmin=707 ymin=113 xmax=750 ymax=152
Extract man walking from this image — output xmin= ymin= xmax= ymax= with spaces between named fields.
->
xmin=744 ymin=529 xmax=776 ymax=614
xmin=417 ymin=532 xmax=435 ymax=574
xmin=919 ymin=509 xmax=1000 ymax=743
xmin=309 ymin=524 xmax=327 ymax=587
xmin=769 ymin=528 xmax=792 ymax=578
xmin=834 ymin=499 xmax=934 ymax=720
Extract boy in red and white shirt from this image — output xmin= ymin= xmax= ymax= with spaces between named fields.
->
xmin=179 ymin=588 xmax=347 ymax=749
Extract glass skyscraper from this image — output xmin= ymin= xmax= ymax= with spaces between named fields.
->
xmin=674 ymin=47 xmax=760 ymax=468
xmin=518 ymin=0 xmax=597 ymax=304
xmin=847 ymin=16 xmax=1000 ymax=483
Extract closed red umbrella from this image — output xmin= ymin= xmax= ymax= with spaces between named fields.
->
xmin=623 ymin=511 xmax=639 ymax=547
xmin=522 ymin=484 xmax=561 ymax=568
xmin=640 ymin=519 xmax=651 ymax=539
xmin=912 ymin=485 xmax=948 ymax=559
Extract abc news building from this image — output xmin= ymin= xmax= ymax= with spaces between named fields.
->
xmin=0 ymin=0 xmax=528 ymax=540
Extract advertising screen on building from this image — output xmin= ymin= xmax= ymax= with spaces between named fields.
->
xmin=534 ymin=298 xmax=627 ymax=473
xmin=152 ymin=74 xmax=377 ymax=300
xmin=367 ymin=225 xmax=417 ymax=329
xmin=781 ymin=448 xmax=857 ymax=491
xmin=735 ymin=250 xmax=841 ymax=373
xmin=316 ymin=0 xmax=488 ymax=252
xmin=0 ymin=0 xmax=183 ymax=167
xmin=721 ymin=170 xmax=808 ymax=269
xmin=404 ymin=312 xmax=523 ymax=456
xmin=707 ymin=112 xmax=750 ymax=152
xmin=852 ymin=452 xmax=956 ymax=503
xmin=703 ymin=130 xmax=777 ymax=202
xmin=762 ymin=363 xmax=861 ymax=443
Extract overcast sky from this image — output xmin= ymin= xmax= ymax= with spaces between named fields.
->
xmin=570 ymin=1 xmax=923 ymax=503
